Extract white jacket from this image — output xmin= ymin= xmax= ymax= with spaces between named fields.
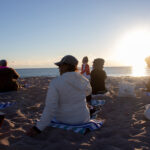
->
xmin=36 ymin=72 xmax=92 ymax=131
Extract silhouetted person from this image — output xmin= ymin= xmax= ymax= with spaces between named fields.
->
xmin=0 ymin=60 xmax=20 ymax=92
xmin=86 ymin=58 xmax=107 ymax=116
xmin=90 ymin=58 xmax=107 ymax=94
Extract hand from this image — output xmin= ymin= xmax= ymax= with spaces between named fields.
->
xmin=26 ymin=126 xmax=41 ymax=137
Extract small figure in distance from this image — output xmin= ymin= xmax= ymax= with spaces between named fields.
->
xmin=81 ymin=56 xmax=90 ymax=80
xmin=0 ymin=60 xmax=20 ymax=92
xmin=90 ymin=58 xmax=107 ymax=95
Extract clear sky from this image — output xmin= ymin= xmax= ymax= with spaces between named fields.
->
xmin=1 ymin=0 xmax=150 ymax=68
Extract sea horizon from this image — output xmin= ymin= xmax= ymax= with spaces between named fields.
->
xmin=14 ymin=66 xmax=133 ymax=69
xmin=15 ymin=66 xmax=150 ymax=78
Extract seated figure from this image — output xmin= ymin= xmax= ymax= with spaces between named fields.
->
xmin=0 ymin=60 xmax=20 ymax=92
xmin=90 ymin=58 xmax=107 ymax=95
xmin=27 ymin=55 xmax=92 ymax=136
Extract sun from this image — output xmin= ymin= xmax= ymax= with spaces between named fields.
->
xmin=115 ymin=28 xmax=150 ymax=68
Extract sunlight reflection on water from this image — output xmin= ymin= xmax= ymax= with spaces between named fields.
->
xmin=132 ymin=66 xmax=150 ymax=76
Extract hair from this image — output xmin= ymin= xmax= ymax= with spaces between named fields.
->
xmin=82 ymin=56 xmax=88 ymax=64
xmin=93 ymin=58 xmax=105 ymax=69
xmin=63 ymin=63 xmax=78 ymax=72
xmin=0 ymin=60 xmax=7 ymax=66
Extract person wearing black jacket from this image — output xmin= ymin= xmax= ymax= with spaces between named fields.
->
xmin=90 ymin=58 xmax=107 ymax=95
xmin=0 ymin=60 xmax=20 ymax=92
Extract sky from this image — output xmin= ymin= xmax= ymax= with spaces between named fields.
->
xmin=1 ymin=0 xmax=150 ymax=68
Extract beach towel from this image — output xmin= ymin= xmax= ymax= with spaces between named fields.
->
xmin=145 ymin=92 xmax=150 ymax=96
xmin=91 ymin=99 xmax=105 ymax=107
xmin=89 ymin=100 xmax=105 ymax=119
xmin=0 ymin=102 xmax=16 ymax=109
xmin=50 ymin=119 xmax=103 ymax=134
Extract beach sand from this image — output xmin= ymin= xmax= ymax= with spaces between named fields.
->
xmin=0 ymin=76 xmax=150 ymax=150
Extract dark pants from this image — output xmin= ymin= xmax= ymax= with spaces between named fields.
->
xmin=0 ymin=81 xmax=19 ymax=92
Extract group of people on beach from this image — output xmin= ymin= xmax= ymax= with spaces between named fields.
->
xmin=0 ymin=55 xmax=107 ymax=135
xmin=27 ymin=55 xmax=108 ymax=136
xmin=0 ymin=56 xmax=107 ymax=94
xmin=0 ymin=55 xmax=150 ymax=136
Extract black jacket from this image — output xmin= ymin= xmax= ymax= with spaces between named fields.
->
xmin=90 ymin=69 xmax=107 ymax=94
xmin=0 ymin=68 xmax=19 ymax=92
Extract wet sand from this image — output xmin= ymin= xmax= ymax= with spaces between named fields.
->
xmin=0 ymin=76 xmax=150 ymax=150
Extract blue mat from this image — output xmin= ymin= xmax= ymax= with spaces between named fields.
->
xmin=91 ymin=100 xmax=106 ymax=107
xmin=145 ymin=92 xmax=150 ymax=96
xmin=0 ymin=102 xmax=16 ymax=109
xmin=50 ymin=119 xmax=103 ymax=134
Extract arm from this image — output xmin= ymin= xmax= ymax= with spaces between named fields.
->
xmin=90 ymin=70 xmax=95 ymax=86
xmin=12 ymin=69 xmax=20 ymax=79
xmin=104 ymin=71 xmax=107 ymax=80
xmin=36 ymin=81 xmax=59 ymax=131
xmin=81 ymin=65 xmax=85 ymax=74
xmin=85 ymin=80 xmax=92 ymax=96
xmin=85 ymin=64 xmax=90 ymax=75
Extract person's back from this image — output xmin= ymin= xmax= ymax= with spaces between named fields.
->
xmin=27 ymin=55 xmax=92 ymax=134
xmin=90 ymin=58 xmax=107 ymax=94
xmin=44 ymin=71 xmax=91 ymax=125
xmin=0 ymin=60 xmax=19 ymax=92
xmin=91 ymin=68 xmax=106 ymax=94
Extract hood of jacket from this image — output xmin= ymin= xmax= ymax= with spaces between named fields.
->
xmin=61 ymin=72 xmax=91 ymax=95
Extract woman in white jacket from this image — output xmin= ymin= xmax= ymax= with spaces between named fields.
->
xmin=28 ymin=55 xmax=92 ymax=136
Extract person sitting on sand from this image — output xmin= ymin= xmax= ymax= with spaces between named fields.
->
xmin=0 ymin=60 xmax=20 ymax=92
xmin=90 ymin=58 xmax=107 ymax=95
xmin=81 ymin=56 xmax=90 ymax=80
xmin=27 ymin=55 xmax=92 ymax=136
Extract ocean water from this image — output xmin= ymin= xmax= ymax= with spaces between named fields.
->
xmin=16 ymin=67 xmax=150 ymax=78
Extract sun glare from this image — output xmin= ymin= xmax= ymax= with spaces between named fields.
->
xmin=115 ymin=28 xmax=150 ymax=68
xmin=131 ymin=65 xmax=146 ymax=76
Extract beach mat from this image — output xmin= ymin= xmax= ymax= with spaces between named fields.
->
xmin=145 ymin=92 xmax=150 ymax=96
xmin=89 ymin=100 xmax=106 ymax=119
xmin=50 ymin=119 xmax=103 ymax=134
xmin=91 ymin=99 xmax=106 ymax=107
xmin=0 ymin=102 xmax=16 ymax=109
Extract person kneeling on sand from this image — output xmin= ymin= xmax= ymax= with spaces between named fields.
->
xmin=27 ymin=55 xmax=92 ymax=136
xmin=0 ymin=60 xmax=20 ymax=92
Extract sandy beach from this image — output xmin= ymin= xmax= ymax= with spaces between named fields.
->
xmin=0 ymin=76 xmax=150 ymax=150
